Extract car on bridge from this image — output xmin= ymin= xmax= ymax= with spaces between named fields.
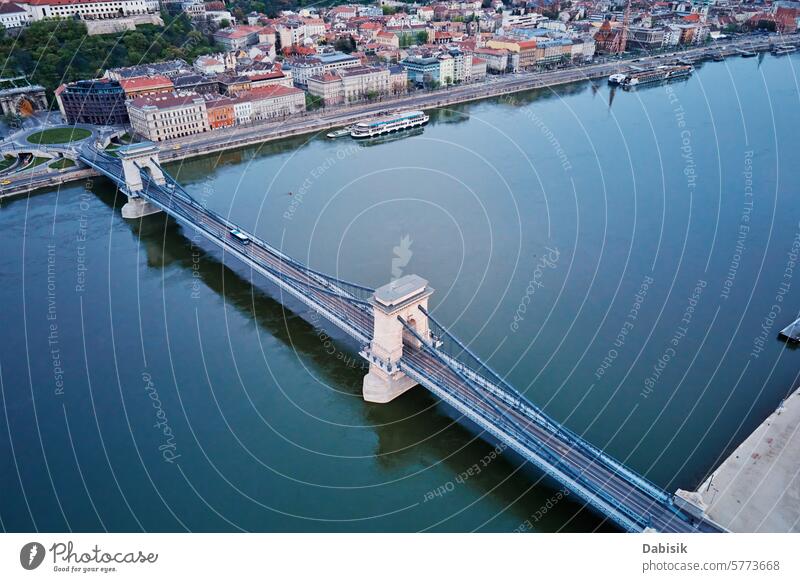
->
xmin=230 ymin=229 xmax=250 ymax=245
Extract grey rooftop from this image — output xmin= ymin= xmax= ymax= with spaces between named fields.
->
xmin=374 ymin=274 xmax=430 ymax=308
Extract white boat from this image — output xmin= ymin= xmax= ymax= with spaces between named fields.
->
xmin=350 ymin=110 xmax=429 ymax=139
xmin=608 ymin=73 xmax=627 ymax=85
xmin=326 ymin=127 xmax=352 ymax=139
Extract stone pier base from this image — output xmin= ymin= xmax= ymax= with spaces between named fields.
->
xmin=363 ymin=364 xmax=417 ymax=403
xmin=121 ymin=197 xmax=161 ymax=219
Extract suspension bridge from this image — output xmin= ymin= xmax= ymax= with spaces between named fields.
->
xmin=78 ymin=142 xmax=724 ymax=534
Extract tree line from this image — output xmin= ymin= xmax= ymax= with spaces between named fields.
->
xmin=0 ymin=12 xmax=218 ymax=101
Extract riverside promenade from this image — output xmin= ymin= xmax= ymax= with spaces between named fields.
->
xmin=691 ymin=386 xmax=800 ymax=533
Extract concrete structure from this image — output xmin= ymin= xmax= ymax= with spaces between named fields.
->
xmin=689 ymin=386 xmax=800 ymax=532
xmin=0 ymin=76 xmax=47 ymax=116
xmin=116 ymin=142 xmax=163 ymax=219
xmin=83 ymin=12 xmax=162 ymax=35
xmin=361 ymin=275 xmax=433 ymax=403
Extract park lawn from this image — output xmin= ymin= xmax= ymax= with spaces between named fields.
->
xmin=0 ymin=155 xmax=15 ymax=171
xmin=27 ymin=127 xmax=92 ymax=145
xmin=29 ymin=156 xmax=51 ymax=168
xmin=50 ymin=158 xmax=76 ymax=169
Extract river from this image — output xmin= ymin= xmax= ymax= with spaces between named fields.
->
xmin=1 ymin=52 xmax=799 ymax=532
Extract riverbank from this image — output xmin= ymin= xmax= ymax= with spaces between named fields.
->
xmin=2 ymin=33 xmax=798 ymax=201
xmin=693 ymin=386 xmax=800 ymax=532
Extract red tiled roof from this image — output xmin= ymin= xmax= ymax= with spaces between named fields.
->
xmin=119 ymin=75 xmax=173 ymax=93
xmin=20 ymin=0 xmax=121 ymax=5
xmin=243 ymin=84 xmax=304 ymax=100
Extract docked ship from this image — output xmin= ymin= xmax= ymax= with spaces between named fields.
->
xmin=621 ymin=65 xmax=693 ymax=88
xmin=350 ymin=110 xmax=429 ymax=139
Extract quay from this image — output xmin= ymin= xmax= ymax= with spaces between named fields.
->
xmin=690 ymin=386 xmax=800 ymax=532
xmin=3 ymin=33 xmax=798 ymax=200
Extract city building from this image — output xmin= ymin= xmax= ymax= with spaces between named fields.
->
xmin=16 ymin=0 xmax=160 ymax=22
xmin=306 ymin=73 xmax=344 ymax=106
xmin=54 ymin=78 xmax=128 ymax=125
xmin=286 ymin=52 xmax=361 ymax=87
xmin=473 ymin=47 xmax=510 ymax=73
xmin=172 ymin=74 xmax=218 ymax=95
xmin=245 ymin=84 xmax=306 ymax=121
xmin=204 ymin=95 xmax=236 ymax=129
xmin=118 ymin=75 xmax=174 ymax=100
xmin=399 ymin=55 xmax=440 ymax=86
xmin=230 ymin=97 xmax=253 ymax=125
xmin=485 ymin=38 xmax=538 ymax=69
xmin=0 ymin=2 xmax=31 ymax=29
xmin=339 ymin=66 xmax=391 ymax=103
xmin=126 ymin=92 xmax=210 ymax=142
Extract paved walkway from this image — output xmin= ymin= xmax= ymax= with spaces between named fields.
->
xmin=696 ymin=386 xmax=800 ymax=532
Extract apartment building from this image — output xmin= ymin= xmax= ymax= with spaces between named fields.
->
xmin=126 ymin=92 xmax=210 ymax=142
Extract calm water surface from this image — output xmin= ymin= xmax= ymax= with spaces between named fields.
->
xmin=2 ymin=53 xmax=799 ymax=532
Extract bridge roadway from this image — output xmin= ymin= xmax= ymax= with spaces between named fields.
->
xmin=80 ymin=147 xmax=723 ymax=533
xmin=79 ymin=148 xmax=375 ymax=346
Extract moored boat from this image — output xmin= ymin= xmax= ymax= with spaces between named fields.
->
xmin=350 ymin=110 xmax=429 ymax=139
xmin=608 ymin=73 xmax=627 ymax=85
xmin=326 ymin=127 xmax=352 ymax=139
xmin=621 ymin=65 xmax=693 ymax=88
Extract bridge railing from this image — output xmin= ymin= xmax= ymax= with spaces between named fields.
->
xmin=398 ymin=318 xmax=647 ymax=531
xmin=418 ymin=306 xmax=677 ymax=508
xmin=83 ymin=147 xmax=375 ymax=309
xmin=150 ymin=159 xmax=375 ymax=308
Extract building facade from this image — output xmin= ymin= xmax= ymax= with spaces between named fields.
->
xmin=18 ymin=0 xmax=160 ymax=21
xmin=126 ymin=92 xmax=210 ymax=142
xmin=55 ymin=78 xmax=128 ymax=125
xmin=246 ymin=84 xmax=306 ymax=121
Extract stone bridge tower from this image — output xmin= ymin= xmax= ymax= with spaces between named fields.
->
xmin=361 ymin=274 xmax=433 ymax=403
xmin=117 ymin=142 xmax=165 ymax=219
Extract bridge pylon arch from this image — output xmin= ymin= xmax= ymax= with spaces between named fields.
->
xmin=360 ymin=274 xmax=434 ymax=403
xmin=116 ymin=142 xmax=165 ymax=219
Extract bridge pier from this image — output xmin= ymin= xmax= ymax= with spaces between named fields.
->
xmin=117 ymin=142 xmax=165 ymax=219
xmin=361 ymin=275 xmax=434 ymax=403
